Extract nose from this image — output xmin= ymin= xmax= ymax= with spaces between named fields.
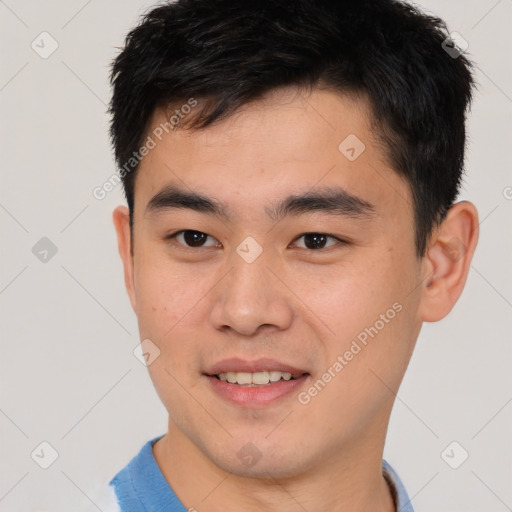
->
xmin=209 ymin=250 xmax=293 ymax=337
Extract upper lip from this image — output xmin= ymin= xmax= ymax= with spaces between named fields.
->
xmin=205 ymin=358 xmax=309 ymax=378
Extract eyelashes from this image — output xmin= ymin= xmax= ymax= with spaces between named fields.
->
xmin=170 ymin=230 xmax=220 ymax=248
xmin=292 ymin=233 xmax=342 ymax=250
xmin=165 ymin=230 xmax=347 ymax=251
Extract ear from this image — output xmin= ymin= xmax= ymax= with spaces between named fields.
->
xmin=112 ymin=206 xmax=137 ymax=312
xmin=418 ymin=201 xmax=479 ymax=322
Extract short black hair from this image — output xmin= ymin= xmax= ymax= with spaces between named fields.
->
xmin=109 ymin=0 xmax=475 ymax=257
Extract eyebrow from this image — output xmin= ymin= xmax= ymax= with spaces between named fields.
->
xmin=145 ymin=184 xmax=376 ymax=222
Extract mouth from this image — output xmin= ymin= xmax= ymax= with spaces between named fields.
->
xmin=212 ymin=370 xmax=306 ymax=386
xmin=204 ymin=358 xmax=310 ymax=406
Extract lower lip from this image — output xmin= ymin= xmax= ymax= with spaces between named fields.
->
xmin=205 ymin=374 xmax=309 ymax=407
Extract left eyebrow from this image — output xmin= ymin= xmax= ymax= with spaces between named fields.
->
xmin=265 ymin=186 xmax=376 ymax=222
xmin=145 ymin=184 xmax=376 ymax=221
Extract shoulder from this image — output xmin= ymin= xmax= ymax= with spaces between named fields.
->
xmin=382 ymin=459 xmax=415 ymax=512
xmin=93 ymin=483 xmax=122 ymax=512
xmin=108 ymin=435 xmax=188 ymax=512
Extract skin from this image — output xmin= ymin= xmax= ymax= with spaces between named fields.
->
xmin=113 ymin=86 xmax=479 ymax=512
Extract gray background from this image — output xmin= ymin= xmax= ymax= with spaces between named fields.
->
xmin=0 ymin=0 xmax=510 ymax=510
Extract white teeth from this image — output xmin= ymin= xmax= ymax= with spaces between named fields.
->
xmin=216 ymin=370 xmax=294 ymax=386
xmin=269 ymin=370 xmax=284 ymax=382
xmin=226 ymin=372 xmax=237 ymax=383
xmin=252 ymin=371 xmax=270 ymax=385
xmin=235 ymin=372 xmax=253 ymax=385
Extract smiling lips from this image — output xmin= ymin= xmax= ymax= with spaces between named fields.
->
xmin=204 ymin=358 xmax=310 ymax=404
xmin=205 ymin=357 xmax=309 ymax=386
xmin=217 ymin=370 xmax=294 ymax=386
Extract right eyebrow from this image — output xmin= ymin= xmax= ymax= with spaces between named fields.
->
xmin=145 ymin=185 xmax=231 ymax=219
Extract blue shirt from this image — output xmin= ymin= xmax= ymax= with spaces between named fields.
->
xmin=109 ymin=435 xmax=414 ymax=512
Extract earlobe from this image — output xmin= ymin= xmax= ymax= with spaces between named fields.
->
xmin=418 ymin=201 xmax=479 ymax=322
xmin=112 ymin=205 xmax=137 ymax=312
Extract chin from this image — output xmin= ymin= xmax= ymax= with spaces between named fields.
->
xmin=220 ymin=458 xmax=303 ymax=480
xmin=206 ymin=439 xmax=310 ymax=480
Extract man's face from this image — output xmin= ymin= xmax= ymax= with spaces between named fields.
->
xmin=119 ymin=87 xmax=426 ymax=477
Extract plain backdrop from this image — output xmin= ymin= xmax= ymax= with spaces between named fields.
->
xmin=0 ymin=1 xmax=511 ymax=510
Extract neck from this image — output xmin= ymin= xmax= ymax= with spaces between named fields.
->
xmin=153 ymin=418 xmax=396 ymax=512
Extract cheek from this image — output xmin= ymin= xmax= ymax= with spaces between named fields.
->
xmin=293 ymin=246 xmax=419 ymax=372
xmin=133 ymin=243 xmax=193 ymax=326
xmin=133 ymin=271 xmax=177 ymax=338
xmin=134 ymin=265 xmax=206 ymax=410
xmin=132 ymin=254 xmax=214 ymax=367
xmin=302 ymin=297 xmax=418 ymax=439
xmin=290 ymin=257 xmax=404 ymax=338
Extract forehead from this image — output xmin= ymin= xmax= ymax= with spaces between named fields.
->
xmin=135 ymin=87 xmax=412 ymax=222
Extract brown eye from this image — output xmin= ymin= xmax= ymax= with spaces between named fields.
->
xmin=293 ymin=233 xmax=341 ymax=250
xmin=173 ymin=230 xmax=220 ymax=248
